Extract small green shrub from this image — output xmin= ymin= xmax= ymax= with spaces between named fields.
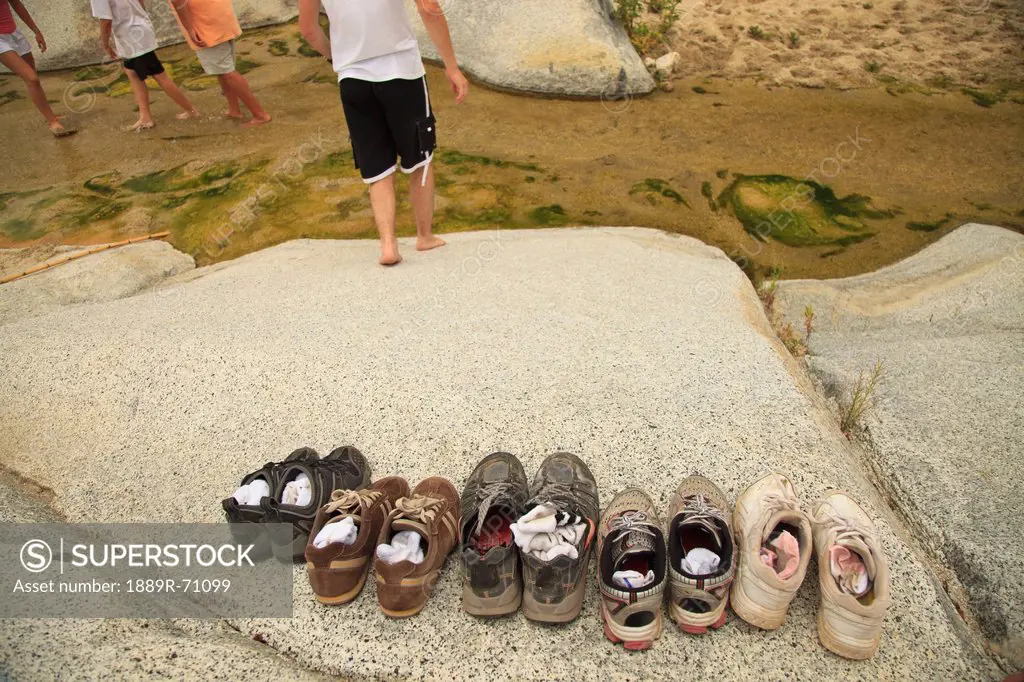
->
xmin=614 ymin=0 xmax=682 ymax=55
xmin=840 ymin=361 xmax=884 ymax=435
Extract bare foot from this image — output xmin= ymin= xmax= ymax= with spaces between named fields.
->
xmin=416 ymin=235 xmax=446 ymax=252
xmin=241 ymin=114 xmax=272 ymax=129
xmin=176 ymin=109 xmax=200 ymax=120
xmin=127 ymin=119 xmax=155 ymax=132
xmin=224 ymin=110 xmax=245 ymax=121
xmin=49 ymin=121 xmax=76 ymax=137
xmin=379 ymin=242 xmax=402 ymax=267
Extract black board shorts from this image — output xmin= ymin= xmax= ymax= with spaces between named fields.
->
xmin=123 ymin=50 xmax=165 ymax=80
xmin=339 ymin=75 xmax=436 ymax=184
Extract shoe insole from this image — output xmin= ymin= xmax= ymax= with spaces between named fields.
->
xmin=470 ymin=513 xmax=512 ymax=554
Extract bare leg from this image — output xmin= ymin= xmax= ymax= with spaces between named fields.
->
xmin=124 ymin=68 xmax=154 ymax=131
xmin=217 ymin=74 xmax=243 ymax=119
xmin=151 ymin=72 xmax=198 ymax=118
xmin=409 ymin=164 xmax=445 ymax=251
xmin=368 ymin=172 xmax=400 ymax=266
xmin=219 ymin=72 xmax=270 ymax=127
xmin=0 ymin=50 xmax=68 ymax=135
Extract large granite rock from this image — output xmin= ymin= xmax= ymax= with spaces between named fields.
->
xmin=0 ymin=229 xmax=995 ymax=679
xmin=12 ymin=0 xmax=295 ymax=72
xmin=0 ymin=241 xmax=194 ymax=324
xmin=406 ymin=0 xmax=655 ymax=97
xmin=776 ymin=223 xmax=1024 ymax=671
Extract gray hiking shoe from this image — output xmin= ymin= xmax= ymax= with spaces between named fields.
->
xmin=517 ymin=452 xmax=599 ymax=623
xmin=459 ymin=452 xmax=530 ymax=616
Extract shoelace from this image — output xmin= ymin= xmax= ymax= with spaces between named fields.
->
xmin=529 ymin=482 xmax=574 ymax=512
xmin=395 ymin=494 xmax=444 ymax=524
xmin=473 ymin=481 xmax=513 ymax=535
xmin=609 ymin=510 xmax=658 ymax=544
xmin=763 ymin=492 xmax=803 ymax=517
xmin=681 ymin=494 xmax=726 ymax=537
xmin=817 ymin=508 xmax=875 ymax=547
xmin=323 ymin=488 xmax=382 ymax=516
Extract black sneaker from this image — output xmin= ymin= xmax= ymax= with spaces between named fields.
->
xmin=263 ymin=446 xmax=371 ymax=561
xmin=519 ymin=452 xmax=600 ymax=623
xmin=459 ymin=452 xmax=529 ymax=616
xmin=222 ymin=447 xmax=320 ymax=560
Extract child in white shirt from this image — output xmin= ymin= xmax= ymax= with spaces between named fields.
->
xmin=90 ymin=0 xmax=198 ymax=131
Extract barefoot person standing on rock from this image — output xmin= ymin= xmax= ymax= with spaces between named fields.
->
xmin=0 ymin=0 xmax=74 ymax=137
xmin=169 ymin=0 xmax=271 ymax=127
xmin=299 ymin=0 xmax=468 ymax=266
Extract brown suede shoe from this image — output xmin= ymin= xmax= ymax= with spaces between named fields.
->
xmin=305 ymin=476 xmax=410 ymax=605
xmin=374 ymin=477 xmax=460 ymax=618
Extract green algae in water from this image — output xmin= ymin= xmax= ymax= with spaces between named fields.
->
xmin=296 ymin=35 xmax=321 ymax=58
xmin=962 ymin=88 xmax=1004 ymax=108
xmin=269 ymin=39 xmax=289 ymax=56
xmin=123 ymin=161 xmax=242 ymax=194
xmin=630 ymin=178 xmax=689 ymax=207
xmin=0 ymin=90 xmax=22 ymax=107
xmin=529 ymin=204 xmax=568 ymax=226
xmin=84 ymin=172 xmax=121 ymax=196
xmin=716 ymin=174 xmax=887 ymax=247
xmin=161 ymin=195 xmax=191 ymax=209
xmin=438 ymin=150 xmax=543 ymax=173
xmin=303 ymin=72 xmax=336 ymax=85
xmin=1 ymin=217 xmax=43 ymax=241
xmin=73 ymin=65 xmax=116 ymax=81
xmin=236 ymin=58 xmax=262 ymax=75
xmin=906 ymin=214 xmax=954 ymax=232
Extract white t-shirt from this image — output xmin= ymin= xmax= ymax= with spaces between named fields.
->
xmin=89 ymin=0 xmax=158 ymax=60
xmin=320 ymin=0 xmax=425 ymax=82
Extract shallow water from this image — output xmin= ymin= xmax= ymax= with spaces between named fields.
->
xmin=1 ymin=21 xmax=1021 ymax=280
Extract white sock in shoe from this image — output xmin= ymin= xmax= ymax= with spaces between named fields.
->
xmin=281 ymin=473 xmax=312 ymax=506
xmin=376 ymin=530 xmax=425 ymax=565
xmin=232 ymin=478 xmax=270 ymax=505
xmin=510 ymin=505 xmax=586 ymax=561
xmin=681 ymin=547 xmax=721 ymax=576
xmin=612 ymin=569 xmax=656 ymax=589
xmin=312 ymin=517 xmax=358 ymax=549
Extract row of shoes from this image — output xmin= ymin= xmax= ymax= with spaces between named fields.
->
xmin=222 ymin=449 xmax=890 ymax=660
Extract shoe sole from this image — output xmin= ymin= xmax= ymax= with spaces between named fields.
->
xmin=667 ymin=590 xmax=730 ymax=634
xmin=601 ymin=607 xmax=663 ymax=651
xmin=817 ymin=608 xmax=882 ymax=660
xmin=676 ymin=608 xmax=728 ymax=634
xmin=730 ymin=571 xmax=790 ymax=630
xmin=462 ymin=580 xmax=522 ymax=617
xmin=522 ymin=561 xmax=589 ymax=623
xmin=376 ymin=565 xmax=444 ymax=618
xmin=308 ymin=560 xmax=369 ymax=605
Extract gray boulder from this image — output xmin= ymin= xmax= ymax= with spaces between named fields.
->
xmin=0 ymin=241 xmax=194 ymax=324
xmin=776 ymin=223 xmax=1024 ymax=670
xmin=405 ymin=0 xmax=655 ymax=97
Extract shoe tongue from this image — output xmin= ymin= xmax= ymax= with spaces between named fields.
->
xmin=682 ymin=515 xmax=723 ymax=550
xmin=764 ymin=509 xmax=801 ymax=542
xmin=612 ymin=528 xmax=656 ymax=570
xmin=393 ymin=518 xmax=428 ymax=537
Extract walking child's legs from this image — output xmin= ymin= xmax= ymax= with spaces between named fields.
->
xmin=0 ymin=49 xmax=65 ymax=133
xmin=151 ymin=71 xmax=198 ymax=118
xmin=408 ymin=165 xmax=445 ymax=251
xmin=218 ymin=75 xmax=242 ymax=119
xmin=368 ymin=173 xmax=400 ymax=266
xmin=217 ymin=72 xmax=270 ymax=126
xmin=124 ymin=68 xmax=154 ymax=130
